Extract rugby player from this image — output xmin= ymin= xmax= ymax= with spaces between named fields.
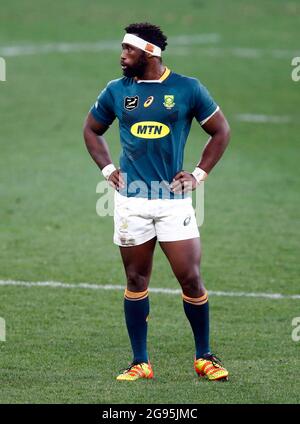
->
xmin=83 ymin=23 xmax=231 ymax=381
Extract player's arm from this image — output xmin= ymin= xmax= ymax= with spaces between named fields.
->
xmin=171 ymin=109 xmax=230 ymax=193
xmin=83 ymin=112 xmax=124 ymax=190
xmin=197 ymin=108 xmax=231 ymax=173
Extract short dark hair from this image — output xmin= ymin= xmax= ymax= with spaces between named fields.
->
xmin=124 ymin=22 xmax=168 ymax=51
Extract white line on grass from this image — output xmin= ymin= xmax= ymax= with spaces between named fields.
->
xmin=168 ymin=46 xmax=300 ymax=59
xmin=236 ymin=114 xmax=292 ymax=124
xmin=0 ymin=34 xmax=220 ymax=57
xmin=0 ymin=35 xmax=299 ymax=59
xmin=0 ymin=280 xmax=299 ymax=300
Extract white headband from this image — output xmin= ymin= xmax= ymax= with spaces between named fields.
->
xmin=122 ymin=33 xmax=161 ymax=57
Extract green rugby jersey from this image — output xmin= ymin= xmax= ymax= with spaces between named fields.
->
xmin=90 ymin=67 xmax=218 ymax=199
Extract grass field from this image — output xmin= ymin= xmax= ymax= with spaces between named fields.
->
xmin=0 ymin=0 xmax=300 ymax=404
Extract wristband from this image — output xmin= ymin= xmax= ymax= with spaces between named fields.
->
xmin=102 ymin=163 xmax=117 ymax=180
xmin=191 ymin=167 xmax=208 ymax=184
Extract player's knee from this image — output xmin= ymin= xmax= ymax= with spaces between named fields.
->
xmin=126 ymin=272 xmax=149 ymax=292
xmin=180 ymin=272 xmax=205 ymax=297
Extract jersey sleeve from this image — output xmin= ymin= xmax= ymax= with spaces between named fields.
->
xmin=192 ymin=80 xmax=219 ymax=125
xmin=90 ymin=84 xmax=116 ymax=126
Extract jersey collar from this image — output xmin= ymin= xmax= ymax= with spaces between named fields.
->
xmin=135 ymin=67 xmax=171 ymax=83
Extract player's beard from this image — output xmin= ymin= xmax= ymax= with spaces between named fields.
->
xmin=122 ymin=52 xmax=148 ymax=78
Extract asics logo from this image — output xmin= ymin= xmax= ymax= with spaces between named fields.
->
xmin=144 ymin=96 xmax=154 ymax=108
xmin=183 ymin=216 xmax=191 ymax=226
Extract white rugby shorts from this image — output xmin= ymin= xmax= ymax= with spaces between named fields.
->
xmin=114 ymin=191 xmax=199 ymax=247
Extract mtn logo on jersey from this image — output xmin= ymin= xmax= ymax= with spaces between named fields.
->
xmin=131 ymin=121 xmax=170 ymax=139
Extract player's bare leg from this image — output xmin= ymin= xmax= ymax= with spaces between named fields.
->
xmin=159 ymin=238 xmax=229 ymax=381
xmin=116 ymin=237 xmax=156 ymax=381
xmin=159 ymin=237 xmax=204 ymax=298
xmin=120 ymin=236 xmax=157 ymax=292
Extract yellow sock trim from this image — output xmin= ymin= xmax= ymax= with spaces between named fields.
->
xmin=124 ymin=288 xmax=149 ymax=301
xmin=182 ymin=291 xmax=208 ymax=306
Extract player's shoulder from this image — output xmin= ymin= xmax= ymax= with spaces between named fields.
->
xmin=105 ymin=76 xmax=134 ymax=91
xmin=170 ymin=71 xmax=203 ymax=91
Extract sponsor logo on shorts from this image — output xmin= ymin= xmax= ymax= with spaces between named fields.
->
xmin=120 ymin=236 xmax=136 ymax=246
xmin=124 ymin=96 xmax=139 ymax=111
xmin=119 ymin=218 xmax=128 ymax=232
xmin=130 ymin=121 xmax=170 ymax=139
xmin=183 ymin=216 xmax=191 ymax=226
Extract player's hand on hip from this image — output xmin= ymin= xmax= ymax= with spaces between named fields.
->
xmin=108 ymin=169 xmax=125 ymax=191
xmin=170 ymin=171 xmax=197 ymax=194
